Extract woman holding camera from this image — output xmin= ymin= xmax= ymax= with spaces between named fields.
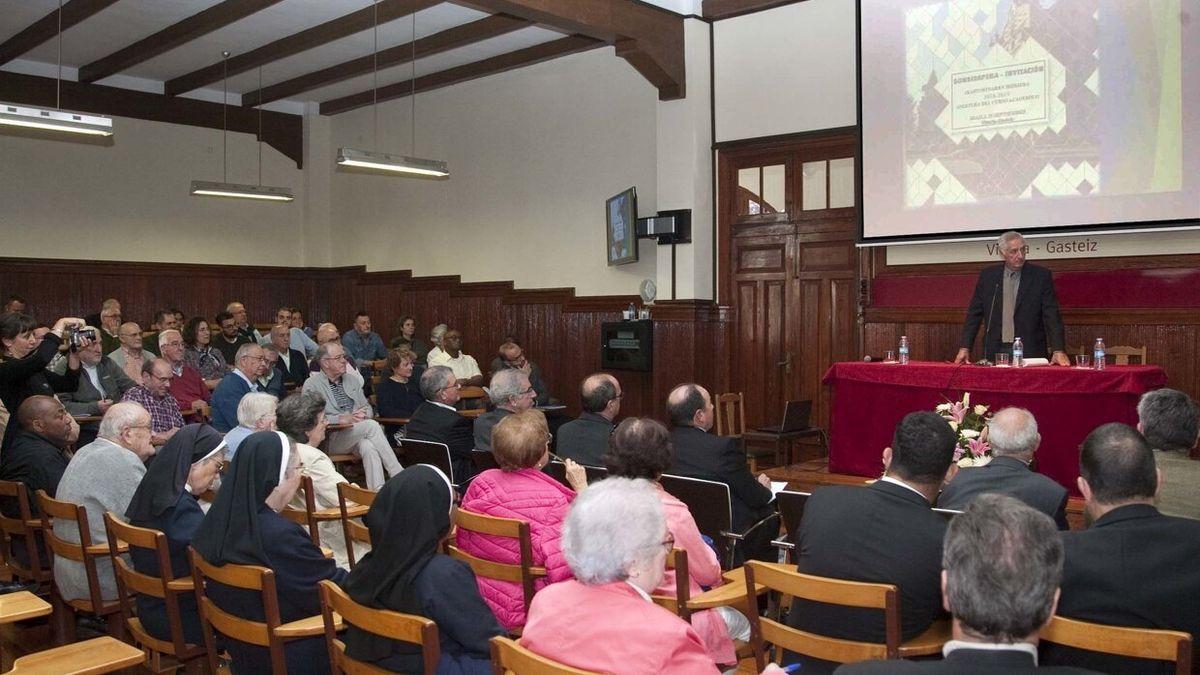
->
xmin=0 ymin=313 xmax=88 ymax=450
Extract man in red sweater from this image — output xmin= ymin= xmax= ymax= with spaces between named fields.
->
xmin=160 ymin=329 xmax=211 ymax=422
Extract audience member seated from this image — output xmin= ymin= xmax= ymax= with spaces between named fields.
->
xmin=389 ymin=315 xmax=429 ymax=363
xmin=342 ymin=465 xmax=503 ymax=673
xmin=159 ymin=329 xmax=211 ymax=424
xmin=212 ymin=311 xmax=252 ymax=366
xmin=1138 ymin=388 xmax=1200 ymax=520
xmin=141 ymin=309 xmax=180 ymax=357
xmin=0 ymin=314 xmax=84 ymax=450
xmin=257 ymin=348 xmax=286 ymax=399
xmin=182 ymin=316 xmax=229 ymax=387
xmin=289 ymin=307 xmax=314 ymax=339
xmin=341 ymin=312 xmax=387 ymax=367
xmin=108 ymin=322 xmax=156 ymax=384
xmin=787 ymin=411 xmax=957 ymax=674
xmin=55 ymin=334 xmax=135 ymax=423
xmin=426 ymin=329 xmax=483 ymax=387
xmin=425 ymin=323 xmax=448 ymax=364
xmin=268 ymin=323 xmax=309 ymax=389
xmin=223 ymin=392 xmax=279 ymax=459
xmin=473 ymin=369 xmax=536 ymax=454
xmin=97 ymin=298 xmax=122 ymax=355
xmin=54 ymin=402 xmax=154 ymax=603
xmin=1043 ymin=423 xmax=1200 ymax=674
xmin=490 ymin=340 xmax=554 ymax=406
xmin=667 ymin=383 xmax=775 ymax=564
xmin=1 ymin=295 xmax=26 ymax=314
xmin=277 ymin=392 xmax=359 ymax=568
xmin=605 ymin=417 xmax=749 ymax=665
xmin=0 ymin=396 xmax=77 ymax=519
xmin=837 ymin=495 xmax=1091 ymax=674
xmin=556 ymin=373 xmax=622 ymax=466
xmin=262 ymin=307 xmax=317 ymax=358
xmin=938 ymin=407 xmax=1068 ymax=528
xmin=374 ymin=348 xmax=423 ymax=439
xmin=457 ymin=410 xmax=584 ymax=630
xmin=191 ymin=430 xmax=347 ymax=675
xmin=226 ymin=301 xmax=263 ymax=343
xmin=303 ymin=343 xmax=402 ymax=491
xmin=309 ymin=323 xmax=358 ymax=372
xmin=122 ymin=359 xmax=185 ymax=445
xmin=210 ymin=344 xmax=268 ymax=433
xmin=125 ymin=424 xmax=225 ymax=645
xmin=406 ymin=366 xmax=475 ymax=483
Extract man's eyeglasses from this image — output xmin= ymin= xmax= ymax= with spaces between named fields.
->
xmin=321 ymin=354 xmax=347 ymax=363
xmin=658 ymin=534 xmax=676 ymax=553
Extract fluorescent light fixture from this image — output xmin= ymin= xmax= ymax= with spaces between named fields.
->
xmin=336 ymin=147 xmax=449 ymax=178
xmin=190 ymin=180 xmax=295 ymax=202
xmin=0 ymin=103 xmax=113 ymax=136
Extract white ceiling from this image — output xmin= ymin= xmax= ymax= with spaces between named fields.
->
xmin=0 ymin=0 xmax=696 ymax=113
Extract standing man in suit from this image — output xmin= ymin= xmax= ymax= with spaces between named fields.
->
xmin=1043 ymin=423 xmax=1200 ymax=674
xmin=666 ymin=383 xmax=776 ymax=563
xmin=938 ymin=407 xmax=1069 ymax=528
xmin=406 ymin=366 xmax=475 ymax=484
xmin=209 ymin=343 xmax=268 ymax=432
xmin=838 ymin=495 xmax=1095 ymax=674
xmin=955 ymin=231 xmax=1069 ymax=365
xmin=556 ymin=373 xmax=622 ymax=466
xmin=789 ymin=411 xmax=958 ymax=674
xmin=267 ymin=323 xmax=309 ymax=390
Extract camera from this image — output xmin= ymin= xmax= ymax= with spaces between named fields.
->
xmin=65 ymin=325 xmax=97 ymax=350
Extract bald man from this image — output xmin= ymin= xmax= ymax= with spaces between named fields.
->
xmin=0 ymin=396 xmax=78 ymax=517
xmin=555 ymin=373 xmax=622 ymax=466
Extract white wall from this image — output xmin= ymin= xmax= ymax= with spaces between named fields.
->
xmin=0 ymin=115 xmax=308 ymax=266
xmin=328 ymin=48 xmax=660 ymax=297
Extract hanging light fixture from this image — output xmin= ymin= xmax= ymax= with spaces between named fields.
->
xmin=190 ymin=53 xmax=295 ymax=202
xmin=336 ymin=0 xmax=448 ymax=179
xmin=0 ymin=0 xmax=113 ymax=138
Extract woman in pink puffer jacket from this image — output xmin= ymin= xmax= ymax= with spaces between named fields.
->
xmin=456 ymin=409 xmax=589 ymax=631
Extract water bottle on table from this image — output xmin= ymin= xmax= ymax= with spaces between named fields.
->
xmin=1012 ymin=337 xmax=1023 ymax=368
xmin=1094 ymin=338 xmax=1106 ymax=371
xmin=898 ymin=336 xmax=909 ymax=365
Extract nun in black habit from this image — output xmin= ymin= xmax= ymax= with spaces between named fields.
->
xmin=125 ymin=423 xmax=226 ymax=645
xmin=343 ymin=464 xmax=503 ymax=674
xmin=191 ymin=430 xmax=348 ymax=674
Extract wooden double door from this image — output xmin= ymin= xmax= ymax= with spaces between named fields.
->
xmin=718 ymin=130 xmax=860 ymax=430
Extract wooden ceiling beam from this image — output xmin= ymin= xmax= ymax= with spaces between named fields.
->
xmin=242 ymin=14 xmax=529 ymax=108
xmin=0 ymin=70 xmax=304 ymax=168
xmin=77 ymin=0 xmax=285 ymax=84
xmin=450 ymin=0 xmax=685 ymax=99
xmin=0 ymin=0 xmax=123 ymax=67
xmin=702 ymin=0 xmax=807 ymax=21
xmin=164 ymin=0 xmax=442 ymax=97
xmin=319 ymin=34 xmax=601 ymax=115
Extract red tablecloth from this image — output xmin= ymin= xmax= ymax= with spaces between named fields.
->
xmin=823 ymin=361 xmax=1168 ymax=494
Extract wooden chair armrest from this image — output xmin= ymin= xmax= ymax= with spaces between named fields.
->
xmin=166 ymin=578 xmax=194 ymax=592
xmin=321 ymin=546 xmax=334 ymax=559
xmin=529 ymin=566 xmax=548 ymax=578
xmin=275 ymin=612 xmax=342 ymax=638
xmin=688 ymin=567 xmax=766 ymax=610
xmin=22 ymin=520 xmax=43 ymax=529
xmin=85 ymin=542 xmax=128 ymax=556
xmin=899 ymin=619 xmax=952 ymax=657
xmin=374 ymin=417 xmax=409 ymax=425
xmin=327 ymin=505 xmax=369 ymax=519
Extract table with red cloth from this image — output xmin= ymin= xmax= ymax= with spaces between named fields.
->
xmin=822 ymin=361 xmax=1167 ymax=494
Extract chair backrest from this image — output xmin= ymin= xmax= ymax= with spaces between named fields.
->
xmin=714 ymin=392 xmax=745 ymax=437
xmin=37 ymin=490 xmax=116 ymax=613
xmin=649 ymin=548 xmax=691 ymax=620
xmin=1040 ymin=615 xmax=1192 ymax=675
xmin=337 ymin=482 xmax=376 ymax=569
xmin=399 ymin=438 xmax=455 ymax=485
xmin=0 ymin=480 xmax=50 ymax=583
xmin=188 ymin=547 xmax=287 ymax=674
xmin=489 ymin=636 xmax=599 ymax=675
xmin=104 ymin=513 xmax=199 ymax=660
xmin=776 ymin=490 xmax=810 ymax=537
xmin=319 ymin=579 xmax=439 ymax=675
xmin=1067 ymin=344 xmax=1148 ymax=365
xmin=281 ymin=475 xmax=321 ymax=546
xmin=459 ymin=386 xmax=488 ymax=410
xmin=472 ymin=449 xmax=500 ymax=474
xmin=582 ymin=465 xmax=608 ymax=485
xmin=658 ymin=474 xmax=733 ymax=565
xmin=932 ymin=507 xmax=962 ymax=522
xmin=743 ymin=560 xmax=902 ymax=671
xmin=542 ymin=461 xmax=570 ymax=489
xmin=446 ymin=508 xmax=546 ymax=615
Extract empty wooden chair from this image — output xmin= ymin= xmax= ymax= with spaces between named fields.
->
xmin=1067 ymin=344 xmax=1149 ymax=365
xmin=337 ymin=482 xmax=376 ymax=569
xmin=319 ymin=579 xmax=440 ymax=675
xmin=0 ymin=480 xmax=52 ymax=588
xmin=1040 ymin=615 xmax=1192 ymax=675
xmin=714 ymin=393 xmax=745 ymax=438
xmin=104 ymin=514 xmax=206 ymax=674
xmin=489 ymin=636 xmax=599 ymax=675
xmin=7 ymin=635 xmax=146 ymax=674
xmin=445 ymin=509 xmax=547 ymax=625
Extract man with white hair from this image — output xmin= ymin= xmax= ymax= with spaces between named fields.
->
xmin=97 ymin=298 xmax=122 ymax=354
xmin=267 ymin=323 xmax=309 ymax=389
xmin=54 ymin=401 xmax=154 ymax=603
xmin=159 ymin=329 xmax=210 ymax=423
xmin=303 ymin=342 xmax=402 ymax=490
xmin=406 ymin=365 xmax=475 ymax=483
xmin=210 ymin=343 xmax=268 ymax=432
xmin=308 ymin=323 xmax=358 ymax=372
xmin=226 ymin=301 xmax=263 ymax=343
xmin=55 ymin=332 xmax=136 ymax=417
xmin=1137 ymin=388 xmax=1200 ymax=520
xmin=222 ymin=392 xmax=278 ymax=458
xmin=473 ymin=369 xmax=536 ymax=453
xmin=938 ymin=407 xmax=1069 ymax=529
xmin=121 ymin=359 xmax=184 ymax=445
xmin=258 ymin=307 xmax=317 ymax=359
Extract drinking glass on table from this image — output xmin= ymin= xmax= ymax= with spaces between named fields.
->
xmin=1075 ymin=354 xmax=1091 ymax=369
xmin=995 ymin=353 xmax=1011 ymax=367
xmin=883 ymin=350 xmax=896 ymax=363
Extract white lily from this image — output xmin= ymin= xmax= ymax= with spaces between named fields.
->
xmin=974 ymin=404 xmax=987 ymax=416
xmin=936 ymin=403 xmax=952 ymax=412
xmin=948 ymin=420 xmax=959 ymax=431
xmin=961 ymin=429 xmax=980 ymax=439
xmin=962 ymin=392 xmax=971 ymax=407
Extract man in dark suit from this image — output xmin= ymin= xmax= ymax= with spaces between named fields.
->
xmin=666 ymin=383 xmax=775 ymax=562
xmin=1042 ymin=423 xmax=1200 ymax=674
xmin=955 ymin=231 xmax=1069 ymax=366
xmin=474 ymin=369 xmax=535 ymax=453
xmin=405 ymin=366 xmax=475 ymax=484
xmin=210 ymin=343 xmax=267 ymax=432
xmin=789 ymin=411 xmax=959 ymax=674
xmin=938 ymin=407 xmax=1069 ymax=529
xmin=556 ymin=373 xmax=622 ymax=466
xmin=267 ymin=323 xmax=308 ymax=390
xmin=837 ymin=495 xmax=1096 ymax=674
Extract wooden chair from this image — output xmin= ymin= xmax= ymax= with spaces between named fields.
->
xmin=714 ymin=392 xmax=745 ymax=437
xmin=649 ymin=548 xmax=691 ymax=621
xmin=489 ymin=636 xmax=599 ymax=675
xmin=742 ymin=400 xmax=828 ymax=470
xmin=445 ymin=509 xmax=546 ymax=625
xmin=188 ymin=547 xmax=339 ymax=674
xmin=740 ymin=561 xmax=950 ymax=671
xmin=103 ymin=514 xmax=206 ymax=674
xmin=36 ymin=490 xmax=126 ymax=643
xmin=320 ymin=423 xmax=359 ymax=466
xmin=770 ymin=490 xmax=810 ymax=561
xmin=582 ymin=465 xmax=608 ymax=485
xmin=458 ymin=386 xmax=488 ymax=411
xmin=319 ymin=579 xmax=440 ymax=675
xmin=6 ymin=635 xmax=146 ymax=674
xmin=658 ymin=474 xmax=779 ymax=570
xmin=398 ymin=438 xmax=458 ymax=487
xmin=0 ymin=480 xmax=52 ymax=588
xmin=337 ymin=483 xmax=376 ymax=568
xmin=282 ymin=475 xmax=368 ymax=549
xmin=1040 ymin=615 xmax=1192 ymax=675
xmin=1067 ymin=344 xmax=1148 ymax=365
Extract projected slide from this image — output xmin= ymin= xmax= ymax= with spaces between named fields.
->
xmin=860 ymin=0 xmax=1199 ymax=241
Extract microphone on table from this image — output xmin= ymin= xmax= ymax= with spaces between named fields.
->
xmin=862 ymin=355 xmax=885 ymax=363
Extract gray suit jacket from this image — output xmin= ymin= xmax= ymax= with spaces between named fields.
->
xmin=302 ymin=368 xmax=370 ymax=423
xmin=938 ymin=455 xmax=1069 ymax=529
xmin=56 ymin=357 xmax=137 ymax=416
xmin=473 ymin=408 xmax=513 ymax=454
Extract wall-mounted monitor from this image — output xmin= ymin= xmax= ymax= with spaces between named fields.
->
xmin=606 ymin=186 xmax=638 ymax=266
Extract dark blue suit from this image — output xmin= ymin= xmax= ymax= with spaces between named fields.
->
xmin=210 ymin=372 xmax=257 ymax=433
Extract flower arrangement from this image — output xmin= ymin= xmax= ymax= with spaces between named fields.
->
xmin=935 ymin=392 xmax=993 ymax=467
